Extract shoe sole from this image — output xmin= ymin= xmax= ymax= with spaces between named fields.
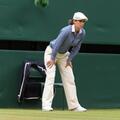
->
xmin=42 ymin=109 xmax=53 ymax=112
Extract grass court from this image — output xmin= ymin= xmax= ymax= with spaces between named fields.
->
xmin=0 ymin=108 xmax=120 ymax=120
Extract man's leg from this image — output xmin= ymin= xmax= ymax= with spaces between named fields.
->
xmin=42 ymin=46 xmax=56 ymax=110
xmin=57 ymin=53 xmax=80 ymax=110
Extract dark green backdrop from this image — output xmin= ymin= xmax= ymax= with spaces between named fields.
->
xmin=0 ymin=51 xmax=120 ymax=109
xmin=0 ymin=0 xmax=120 ymax=109
xmin=0 ymin=0 xmax=120 ymax=44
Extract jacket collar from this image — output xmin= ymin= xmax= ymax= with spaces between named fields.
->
xmin=72 ymin=25 xmax=82 ymax=34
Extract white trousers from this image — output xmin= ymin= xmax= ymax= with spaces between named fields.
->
xmin=42 ymin=45 xmax=80 ymax=110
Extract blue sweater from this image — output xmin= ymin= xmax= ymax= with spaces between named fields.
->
xmin=50 ymin=25 xmax=86 ymax=62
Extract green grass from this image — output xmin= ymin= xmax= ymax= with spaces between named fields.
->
xmin=0 ymin=109 xmax=120 ymax=120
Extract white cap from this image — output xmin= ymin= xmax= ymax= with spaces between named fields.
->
xmin=73 ymin=12 xmax=88 ymax=21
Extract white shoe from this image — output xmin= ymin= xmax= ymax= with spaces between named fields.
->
xmin=71 ymin=106 xmax=87 ymax=112
xmin=42 ymin=107 xmax=53 ymax=111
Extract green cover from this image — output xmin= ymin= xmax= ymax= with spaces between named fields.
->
xmin=0 ymin=0 xmax=120 ymax=45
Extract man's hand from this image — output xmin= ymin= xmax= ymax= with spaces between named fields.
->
xmin=47 ymin=59 xmax=55 ymax=69
xmin=65 ymin=60 xmax=72 ymax=68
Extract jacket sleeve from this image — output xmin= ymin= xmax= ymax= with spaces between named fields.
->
xmin=51 ymin=29 xmax=68 ymax=61
xmin=68 ymin=29 xmax=86 ymax=62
